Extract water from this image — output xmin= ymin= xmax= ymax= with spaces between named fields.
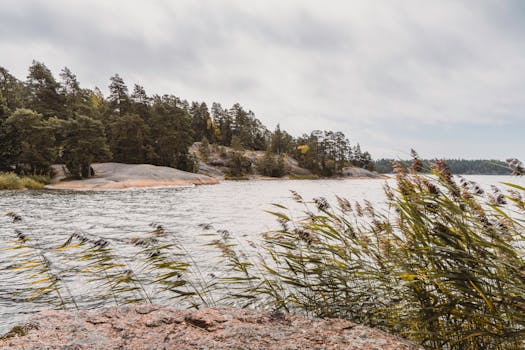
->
xmin=0 ymin=175 xmax=522 ymax=333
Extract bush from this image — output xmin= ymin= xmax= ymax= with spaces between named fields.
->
xmin=256 ymin=151 xmax=287 ymax=177
xmin=199 ymin=137 xmax=211 ymax=163
xmin=226 ymin=151 xmax=252 ymax=177
xmin=0 ymin=173 xmax=46 ymax=190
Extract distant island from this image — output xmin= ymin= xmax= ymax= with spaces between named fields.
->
xmin=0 ymin=62 xmax=374 ymax=187
xmin=0 ymin=62 xmax=513 ymax=190
xmin=374 ymin=158 xmax=513 ymax=175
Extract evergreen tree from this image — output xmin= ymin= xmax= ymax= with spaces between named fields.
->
xmin=150 ymin=95 xmax=195 ymax=171
xmin=130 ymin=84 xmax=151 ymax=119
xmin=59 ymin=67 xmax=88 ymax=118
xmin=0 ymin=90 xmax=8 ymax=121
xmin=212 ymin=102 xmax=232 ymax=146
xmin=271 ymin=124 xmax=294 ymax=154
xmin=231 ymin=103 xmax=249 ymax=147
xmin=231 ymin=135 xmax=244 ymax=151
xmin=61 ymin=115 xmax=111 ymax=178
xmin=351 ymin=144 xmax=362 ymax=166
xmin=0 ymin=67 xmax=24 ymax=113
xmin=2 ymin=109 xmax=57 ymax=174
xmin=109 ymin=113 xmax=153 ymax=164
xmin=26 ymin=61 xmax=65 ymax=118
xmin=271 ymin=124 xmax=284 ymax=154
xmin=199 ymin=137 xmax=210 ymax=162
xmin=108 ymin=74 xmax=130 ymax=116
xmin=229 ymin=103 xmax=269 ymax=150
xmin=189 ymin=102 xmax=212 ymax=142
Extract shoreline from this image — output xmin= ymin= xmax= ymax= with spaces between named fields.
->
xmin=2 ymin=162 xmax=387 ymax=191
xmin=43 ymin=175 xmax=386 ymax=191
xmin=45 ymin=178 xmax=219 ymax=191
xmin=44 ymin=174 xmax=388 ymax=191
xmin=0 ymin=305 xmax=418 ymax=349
xmin=44 ymin=163 xmax=220 ymax=191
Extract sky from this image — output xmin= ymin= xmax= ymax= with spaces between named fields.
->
xmin=1 ymin=0 xmax=524 ymax=161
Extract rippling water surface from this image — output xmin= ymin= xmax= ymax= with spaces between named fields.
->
xmin=0 ymin=175 xmax=522 ymax=333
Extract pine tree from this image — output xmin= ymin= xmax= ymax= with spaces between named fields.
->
xmin=61 ymin=115 xmax=111 ymax=178
xmin=271 ymin=124 xmax=283 ymax=154
xmin=189 ymin=102 xmax=211 ymax=142
xmin=108 ymin=74 xmax=130 ymax=116
xmin=0 ymin=67 xmax=24 ymax=113
xmin=130 ymin=84 xmax=151 ymax=118
xmin=2 ymin=109 xmax=57 ymax=174
xmin=150 ymin=95 xmax=194 ymax=171
xmin=59 ymin=67 xmax=85 ymax=118
xmin=109 ymin=113 xmax=152 ymax=164
xmin=26 ymin=61 xmax=65 ymax=118
xmin=212 ymin=102 xmax=232 ymax=146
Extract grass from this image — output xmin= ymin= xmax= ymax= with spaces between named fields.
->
xmin=1 ymin=157 xmax=524 ymax=349
xmin=224 ymin=176 xmax=250 ymax=181
xmin=0 ymin=172 xmax=49 ymax=190
xmin=287 ymin=173 xmax=320 ymax=180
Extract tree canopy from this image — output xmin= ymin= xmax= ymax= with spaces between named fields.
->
xmin=0 ymin=62 xmax=375 ymax=178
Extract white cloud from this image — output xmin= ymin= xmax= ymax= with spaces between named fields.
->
xmin=0 ymin=0 xmax=524 ymax=159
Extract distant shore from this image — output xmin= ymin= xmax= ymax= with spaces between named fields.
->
xmin=43 ymin=163 xmax=386 ymax=191
xmin=1 ymin=163 xmax=386 ymax=191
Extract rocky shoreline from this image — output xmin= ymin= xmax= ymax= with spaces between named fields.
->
xmin=0 ymin=306 xmax=420 ymax=349
xmin=43 ymin=162 xmax=383 ymax=191
xmin=46 ymin=163 xmax=219 ymax=190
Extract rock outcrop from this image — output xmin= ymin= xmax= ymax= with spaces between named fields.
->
xmin=0 ymin=306 xmax=420 ymax=349
xmin=341 ymin=166 xmax=384 ymax=178
xmin=47 ymin=163 xmax=219 ymax=190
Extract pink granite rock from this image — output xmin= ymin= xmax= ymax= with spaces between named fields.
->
xmin=0 ymin=306 xmax=421 ymax=349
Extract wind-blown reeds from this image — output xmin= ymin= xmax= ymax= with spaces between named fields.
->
xmin=211 ymin=157 xmax=525 ymax=349
xmin=1 ymin=156 xmax=523 ymax=349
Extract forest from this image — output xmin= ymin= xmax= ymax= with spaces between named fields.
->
xmin=0 ymin=61 xmax=373 ymax=179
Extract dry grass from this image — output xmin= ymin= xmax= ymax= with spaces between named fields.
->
xmin=0 ymin=173 xmax=48 ymax=190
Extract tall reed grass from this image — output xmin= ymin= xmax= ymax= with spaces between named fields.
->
xmin=210 ymin=157 xmax=525 ymax=349
xmin=1 ymin=157 xmax=524 ymax=349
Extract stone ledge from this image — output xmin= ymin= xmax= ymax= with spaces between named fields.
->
xmin=0 ymin=306 xmax=420 ymax=349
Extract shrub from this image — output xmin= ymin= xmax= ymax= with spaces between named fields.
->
xmin=0 ymin=173 xmax=46 ymax=190
xmin=199 ymin=137 xmax=211 ymax=163
xmin=226 ymin=151 xmax=252 ymax=177
xmin=256 ymin=151 xmax=287 ymax=177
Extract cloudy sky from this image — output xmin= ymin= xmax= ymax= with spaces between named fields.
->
xmin=1 ymin=0 xmax=524 ymax=160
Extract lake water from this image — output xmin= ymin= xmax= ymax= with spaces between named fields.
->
xmin=0 ymin=175 xmax=523 ymax=333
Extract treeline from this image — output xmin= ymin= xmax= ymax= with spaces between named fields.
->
xmin=374 ymin=158 xmax=513 ymax=175
xmin=0 ymin=61 xmax=373 ymax=178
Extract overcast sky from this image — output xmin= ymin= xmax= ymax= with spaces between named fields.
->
xmin=1 ymin=0 xmax=524 ymax=160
